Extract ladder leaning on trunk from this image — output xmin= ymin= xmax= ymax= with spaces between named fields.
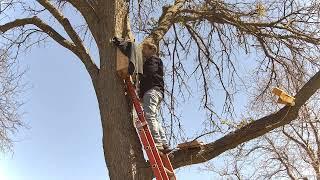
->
xmin=125 ymin=76 xmax=176 ymax=180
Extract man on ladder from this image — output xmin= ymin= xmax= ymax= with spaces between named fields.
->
xmin=112 ymin=37 xmax=176 ymax=180
xmin=112 ymin=37 xmax=172 ymax=154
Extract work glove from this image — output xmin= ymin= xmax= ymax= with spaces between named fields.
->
xmin=111 ymin=36 xmax=121 ymax=46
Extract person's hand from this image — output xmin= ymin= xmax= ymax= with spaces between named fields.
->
xmin=111 ymin=36 xmax=120 ymax=46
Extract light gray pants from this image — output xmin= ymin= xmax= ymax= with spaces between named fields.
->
xmin=142 ymin=88 xmax=167 ymax=147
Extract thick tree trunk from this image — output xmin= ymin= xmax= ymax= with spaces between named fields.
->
xmin=96 ymin=65 xmax=152 ymax=180
xmin=91 ymin=0 xmax=153 ymax=179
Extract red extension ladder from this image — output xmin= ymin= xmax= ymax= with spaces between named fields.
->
xmin=125 ymin=76 xmax=176 ymax=180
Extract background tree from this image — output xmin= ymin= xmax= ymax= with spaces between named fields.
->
xmin=0 ymin=0 xmax=320 ymax=179
xmin=0 ymin=51 xmax=24 ymax=153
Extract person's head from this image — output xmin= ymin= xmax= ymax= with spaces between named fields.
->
xmin=142 ymin=41 xmax=157 ymax=59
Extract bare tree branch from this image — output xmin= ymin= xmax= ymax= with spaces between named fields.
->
xmin=37 ymin=0 xmax=99 ymax=79
xmin=147 ymin=0 xmax=185 ymax=44
xmin=63 ymin=0 xmax=100 ymax=40
xmin=172 ymin=70 xmax=320 ymax=169
xmin=0 ymin=51 xmax=24 ymax=152
xmin=38 ymin=0 xmax=85 ymax=48
xmin=0 ymin=16 xmax=99 ymax=80
xmin=0 ymin=17 xmax=76 ymax=51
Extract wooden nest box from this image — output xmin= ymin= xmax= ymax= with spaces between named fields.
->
xmin=116 ymin=48 xmax=129 ymax=79
xmin=272 ymin=87 xmax=295 ymax=106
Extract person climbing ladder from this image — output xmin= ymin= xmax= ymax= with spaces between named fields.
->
xmin=112 ymin=37 xmax=172 ymax=154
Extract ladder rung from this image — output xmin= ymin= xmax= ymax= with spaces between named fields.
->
xmin=125 ymin=77 xmax=176 ymax=180
xmin=135 ymin=121 xmax=148 ymax=129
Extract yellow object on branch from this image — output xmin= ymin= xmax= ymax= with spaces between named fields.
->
xmin=272 ymin=87 xmax=295 ymax=106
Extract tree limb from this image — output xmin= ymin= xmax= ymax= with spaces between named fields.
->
xmin=1 ymin=17 xmax=76 ymax=52
xmin=37 ymin=0 xmax=99 ymax=79
xmin=37 ymin=0 xmax=84 ymax=48
xmin=0 ymin=17 xmax=99 ymax=80
xmin=147 ymin=0 xmax=185 ymax=44
xmin=64 ymin=0 xmax=100 ymax=44
xmin=171 ymin=70 xmax=320 ymax=169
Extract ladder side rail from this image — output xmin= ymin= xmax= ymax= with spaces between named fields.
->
xmin=141 ymin=125 xmax=169 ymax=180
xmin=125 ymin=77 xmax=169 ymax=180
xmin=161 ymin=155 xmax=176 ymax=180
xmin=136 ymin=124 xmax=165 ymax=180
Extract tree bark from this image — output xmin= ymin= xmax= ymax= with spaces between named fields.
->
xmin=96 ymin=69 xmax=152 ymax=180
xmin=92 ymin=0 xmax=152 ymax=179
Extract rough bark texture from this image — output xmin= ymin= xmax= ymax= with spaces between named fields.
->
xmin=93 ymin=1 xmax=152 ymax=179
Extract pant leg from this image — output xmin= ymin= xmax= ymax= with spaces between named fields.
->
xmin=158 ymin=120 xmax=168 ymax=145
xmin=154 ymin=91 xmax=168 ymax=145
xmin=143 ymin=89 xmax=163 ymax=147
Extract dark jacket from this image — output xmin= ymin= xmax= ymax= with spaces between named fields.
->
xmin=140 ymin=55 xmax=164 ymax=98
xmin=112 ymin=37 xmax=164 ymax=98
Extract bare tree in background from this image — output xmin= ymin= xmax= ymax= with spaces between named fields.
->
xmin=0 ymin=51 xmax=23 ymax=152
xmin=0 ymin=0 xmax=320 ymax=179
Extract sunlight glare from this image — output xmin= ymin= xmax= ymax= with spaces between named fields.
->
xmin=0 ymin=165 xmax=9 ymax=180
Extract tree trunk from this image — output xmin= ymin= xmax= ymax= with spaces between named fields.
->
xmin=96 ymin=66 xmax=152 ymax=180
xmin=91 ymin=0 xmax=153 ymax=179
